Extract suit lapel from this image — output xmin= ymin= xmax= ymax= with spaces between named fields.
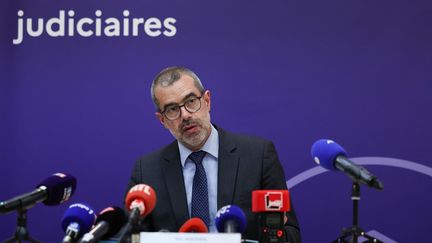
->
xmin=161 ymin=142 xmax=189 ymax=228
xmin=216 ymin=127 xmax=240 ymax=209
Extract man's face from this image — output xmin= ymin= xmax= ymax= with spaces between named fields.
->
xmin=154 ymin=74 xmax=212 ymax=151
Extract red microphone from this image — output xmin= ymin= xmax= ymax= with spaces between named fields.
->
xmin=252 ymin=190 xmax=290 ymax=243
xmin=118 ymin=184 xmax=157 ymax=242
xmin=179 ymin=218 xmax=208 ymax=233
xmin=125 ymin=184 xmax=157 ymax=217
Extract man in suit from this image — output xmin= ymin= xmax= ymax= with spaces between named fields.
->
xmin=126 ymin=67 xmax=301 ymax=242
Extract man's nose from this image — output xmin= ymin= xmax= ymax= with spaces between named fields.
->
xmin=179 ymin=106 xmax=192 ymax=120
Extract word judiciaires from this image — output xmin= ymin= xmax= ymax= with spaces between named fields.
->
xmin=13 ymin=10 xmax=177 ymax=45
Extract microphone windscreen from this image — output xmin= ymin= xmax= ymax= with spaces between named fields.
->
xmin=125 ymin=184 xmax=157 ymax=217
xmin=215 ymin=205 xmax=247 ymax=233
xmin=179 ymin=218 xmax=208 ymax=233
xmin=96 ymin=206 xmax=127 ymax=238
xmin=61 ymin=203 xmax=96 ymax=237
xmin=311 ymin=139 xmax=347 ymax=170
xmin=37 ymin=173 xmax=77 ymax=205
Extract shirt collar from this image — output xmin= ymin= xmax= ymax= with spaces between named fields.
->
xmin=178 ymin=124 xmax=219 ymax=167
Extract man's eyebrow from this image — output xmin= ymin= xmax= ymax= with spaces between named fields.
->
xmin=182 ymin=92 xmax=199 ymax=101
xmin=161 ymin=92 xmax=199 ymax=111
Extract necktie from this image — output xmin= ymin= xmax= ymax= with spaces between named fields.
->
xmin=189 ymin=150 xmax=210 ymax=226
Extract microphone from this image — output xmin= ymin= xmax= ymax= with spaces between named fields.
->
xmin=215 ymin=205 xmax=247 ymax=233
xmin=179 ymin=218 xmax=208 ymax=233
xmin=78 ymin=206 xmax=126 ymax=243
xmin=61 ymin=203 xmax=96 ymax=243
xmin=252 ymin=190 xmax=290 ymax=243
xmin=117 ymin=184 xmax=157 ymax=243
xmin=311 ymin=139 xmax=384 ymax=190
xmin=0 ymin=173 xmax=77 ymax=214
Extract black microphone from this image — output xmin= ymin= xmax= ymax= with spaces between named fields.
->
xmin=0 ymin=173 xmax=77 ymax=214
xmin=78 ymin=206 xmax=126 ymax=243
xmin=311 ymin=139 xmax=384 ymax=190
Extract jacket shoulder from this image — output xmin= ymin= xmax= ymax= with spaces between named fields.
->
xmin=219 ymin=127 xmax=273 ymax=148
xmin=135 ymin=141 xmax=178 ymax=166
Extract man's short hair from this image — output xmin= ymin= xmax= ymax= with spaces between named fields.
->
xmin=151 ymin=67 xmax=205 ymax=110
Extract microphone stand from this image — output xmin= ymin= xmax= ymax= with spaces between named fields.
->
xmin=333 ymin=182 xmax=382 ymax=243
xmin=117 ymin=209 xmax=140 ymax=243
xmin=2 ymin=209 xmax=40 ymax=243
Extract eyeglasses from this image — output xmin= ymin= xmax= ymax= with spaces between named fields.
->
xmin=161 ymin=96 xmax=202 ymax=120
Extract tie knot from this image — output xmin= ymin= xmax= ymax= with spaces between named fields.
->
xmin=188 ymin=150 xmax=207 ymax=165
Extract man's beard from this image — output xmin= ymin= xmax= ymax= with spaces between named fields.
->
xmin=173 ymin=116 xmax=210 ymax=150
xmin=180 ymin=127 xmax=207 ymax=148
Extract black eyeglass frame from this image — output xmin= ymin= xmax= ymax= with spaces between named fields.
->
xmin=160 ymin=96 xmax=203 ymax=120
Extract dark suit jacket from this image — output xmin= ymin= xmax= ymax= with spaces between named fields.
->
xmin=126 ymin=125 xmax=301 ymax=242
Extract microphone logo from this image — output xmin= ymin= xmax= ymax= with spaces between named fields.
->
xmin=61 ymin=186 xmax=73 ymax=203
xmin=129 ymin=184 xmax=152 ymax=196
xmin=265 ymin=192 xmax=283 ymax=211
xmin=99 ymin=207 xmax=115 ymax=215
xmin=54 ymin=172 xmax=67 ymax=178
xmin=68 ymin=203 xmax=95 ymax=215
xmin=215 ymin=205 xmax=231 ymax=218
xmin=129 ymin=200 xmax=144 ymax=212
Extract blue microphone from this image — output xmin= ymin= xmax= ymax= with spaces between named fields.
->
xmin=311 ymin=139 xmax=383 ymax=190
xmin=61 ymin=203 xmax=97 ymax=243
xmin=215 ymin=205 xmax=247 ymax=233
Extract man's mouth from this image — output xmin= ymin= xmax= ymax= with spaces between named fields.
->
xmin=182 ymin=124 xmax=198 ymax=132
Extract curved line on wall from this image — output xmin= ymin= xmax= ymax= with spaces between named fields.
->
xmin=286 ymin=157 xmax=432 ymax=189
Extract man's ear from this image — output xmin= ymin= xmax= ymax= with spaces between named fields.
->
xmin=155 ymin=112 xmax=168 ymax=129
xmin=204 ymin=90 xmax=211 ymax=112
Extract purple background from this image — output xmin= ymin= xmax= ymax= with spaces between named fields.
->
xmin=1 ymin=0 xmax=431 ymax=242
